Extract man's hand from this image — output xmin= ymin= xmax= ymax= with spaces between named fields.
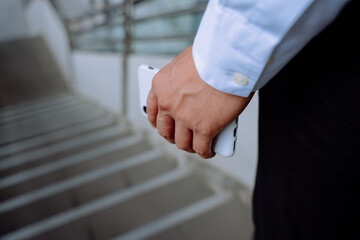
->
xmin=147 ymin=45 xmax=254 ymax=158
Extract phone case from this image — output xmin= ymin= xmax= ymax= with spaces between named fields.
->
xmin=138 ymin=64 xmax=237 ymax=157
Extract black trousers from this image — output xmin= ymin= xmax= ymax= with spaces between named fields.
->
xmin=253 ymin=1 xmax=360 ymax=239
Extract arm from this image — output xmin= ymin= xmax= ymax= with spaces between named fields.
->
xmin=147 ymin=45 xmax=254 ymax=158
xmin=147 ymin=0 xmax=349 ymax=158
xmin=193 ymin=0 xmax=349 ymax=97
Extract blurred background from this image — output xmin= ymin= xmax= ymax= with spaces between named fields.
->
xmin=0 ymin=0 xmax=258 ymax=239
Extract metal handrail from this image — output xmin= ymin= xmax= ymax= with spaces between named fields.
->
xmin=67 ymin=0 xmax=150 ymax=32
xmin=133 ymin=34 xmax=196 ymax=42
xmin=71 ymin=2 xmax=206 ymax=35
xmin=73 ymin=33 xmax=196 ymax=46
xmin=70 ymin=3 xmax=124 ymax=24
xmin=122 ymin=0 xmax=133 ymax=116
xmin=70 ymin=19 xmax=123 ymax=35
xmin=69 ymin=0 xmax=146 ymax=24
xmin=133 ymin=3 xmax=207 ymax=23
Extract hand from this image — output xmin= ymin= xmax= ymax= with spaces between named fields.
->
xmin=147 ymin=45 xmax=254 ymax=158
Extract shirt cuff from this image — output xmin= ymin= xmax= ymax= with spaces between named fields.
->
xmin=192 ymin=0 xmax=312 ymax=97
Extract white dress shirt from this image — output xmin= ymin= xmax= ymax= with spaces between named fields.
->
xmin=192 ymin=0 xmax=350 ymax=97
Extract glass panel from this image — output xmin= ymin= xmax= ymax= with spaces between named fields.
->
xmin=74 ymin=40 xmax=124 ymax=52
xmin=71 ymin=0 xmax=208 ymax=54
xmin=133 ymin=12 xmax=203 ymax=39
xmin=54 ymin=0 xmax=93 ymax=20
xmin=133 ymin=0 xmax=208 ymax=19
xmin=72 ymin=24 xmax=125 ymax=52
xmin=133 ymin=39 xmax=192 ymax=55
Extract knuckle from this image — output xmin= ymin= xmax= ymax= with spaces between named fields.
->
xmin=148 ymin=118 xmax=156 ymax=128
xmin=192 ymin=145 xmax=203 ymax=155
xmin=194 ymin=148 xmax=212 ymax=159
xmin=197 ymin=151 xmax=209 ymax=158
xmin=158 ymin=97 xmax=171 ymax=111
xmin=174 ymin=113 xmax=187 ymax=124
xmin=158 ymin=130 xmax=167 ymax=138
xmin=152 ymin=72 xmax=161 ymax=84
xmin=147 ymin=107 xmax=155 ymax=116
xmin=165 ymin=137 xmax=175 ymax=144
xmin=158 ymin=130 xmax=173 ymax=141
xmin=200 ymin=153 xmax=214 ymax=159
xmin=164 ymin=135 xmax=174 ymax=140
xmin=152 ymin=71 xmax=165 ymax=86
xmin=193 ymin=123 xmax=212 ymax=137
xmin=192 ymin=143 xmax=213 ymax=159
xmin=176 ymin=142 xmax=188 ymax=151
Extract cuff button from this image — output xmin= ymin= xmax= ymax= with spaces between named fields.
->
xmin=233 ymin=73 xmax=248 ymax=86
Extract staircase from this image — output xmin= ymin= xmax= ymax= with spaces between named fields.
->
xmin=0 ymin=37 xmax=253 ymax=240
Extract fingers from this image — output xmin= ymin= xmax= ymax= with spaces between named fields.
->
xmin=156 ymin=111 xmax=175 ymax=143
xmin=146 ymin=70 xmax=214 ymax=158
xmin=147 ymin=89 xmax=158 ymax=128
xmin=147 ymin=91 xmax=213 ymax=157
xmin=193 ymin=132 xmax=215 ymax=159
xmin=174 ymin=122 xmax=195 ymax=153
xmin=148 ymin=86 xmax=175 ymax=144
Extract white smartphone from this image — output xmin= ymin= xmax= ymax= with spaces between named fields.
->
xmin=138 ymin=64 xmax=238 ymax=157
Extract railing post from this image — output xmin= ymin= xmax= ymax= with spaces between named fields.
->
xmin=122 ymin=0 xmax=133 ymax=116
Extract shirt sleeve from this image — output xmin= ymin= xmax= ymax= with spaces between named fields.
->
xmin=192 ymin=0 xmax=348 ymax=97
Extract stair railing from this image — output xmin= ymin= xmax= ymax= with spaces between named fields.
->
xmin=50 ymin=0 xmax=208 ymax=116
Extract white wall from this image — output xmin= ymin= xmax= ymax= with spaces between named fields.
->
xmin=26 ymin=0 xmax=73 ymax=83
xmin=0 ymin=0 xmax=30 ymax=42
xmin=73 ymin=51 xmax=123 ymax=114
xmin=1 ymin=0 xmax=73 ymax=84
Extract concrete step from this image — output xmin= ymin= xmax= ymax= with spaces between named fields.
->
xmin=0 ymin=93 xmax=72 ymax=119
xmin=0 ymin=133 xmax=143 ymax=201
xmin=0 ymin=96 xmax=84 ymax=125
xmin=0 ymin=100 xmax=97 ymax=130
xmin=0 ymin=149 xmax=178 ymax=236
xmin=84 ymin=173 xmax=213 ymax=240
xmin=0 ymin=114 xmax=115 ymax=159
xmin=146 ymin=196 xmax=253 ymax=240
xmin=0 ymin=147 xmax=164 ymax=214
xmin=0 ymin=124 xmax=129 ymax=173
xmin=2 ymin=168 xmax=214 ymax=240
xmin=115 ymin=190 xmax=232 ymax=240
xmin=0 ymin=104 xmax=106 ymax=146
xmin=0 ymin=127 xmax=131 ymax=180
xmin=0 ymin=37 xmax=59 ymax=73
xmin=0 ymin=37 xmax=68 ymax=107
